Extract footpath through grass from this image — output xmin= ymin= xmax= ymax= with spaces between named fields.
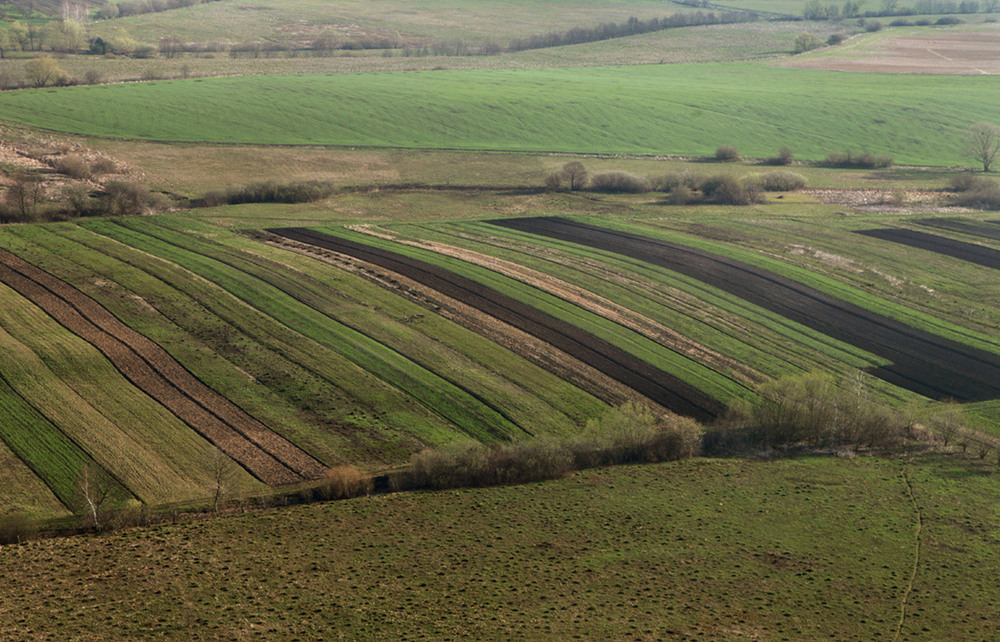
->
xmin=1 ymin=452 xmax=997 ymax=639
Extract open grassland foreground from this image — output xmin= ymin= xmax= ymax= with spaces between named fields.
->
xmin=2 ymin=454 xmax=1000 ymax=639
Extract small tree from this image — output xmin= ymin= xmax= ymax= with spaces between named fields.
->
xmin=794 ymin=32 xmax=824 ymax=53
xmin=24 ymin=57 xmax=68 ymax=87
xmin=562 ymin=161 xmax=588 ymax=191
xmin=3 ymin=172 xmax=44 ymax=221
xmin=77 ymin=463 xmax=113 ymax=530
xmin=209 ymin=448 xmax=238 ymax=513
xmin=967 ymin=122 xmax=1000 ymax=172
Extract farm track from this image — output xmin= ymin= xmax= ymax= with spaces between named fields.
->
xmin=490 ymin=217 xmax=1000 ymax=402
xmin=269 ymin=227 xmax=726 ymax=423
xmin=0 ymin=248 xmax=326 ymax=486
xmin=856 ymin=228 xmax=1000 ymax=271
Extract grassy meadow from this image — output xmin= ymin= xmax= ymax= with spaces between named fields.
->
xmin=3 ymin=452 xmax=1000 ymax=639
xmin=0 ymin=64 xmax=995 ymax=164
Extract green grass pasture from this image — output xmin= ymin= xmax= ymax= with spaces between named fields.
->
xmin=0 ymin=65 xmax=993 ymax=165
xmin=2 ymin=453 xmax=998 ymax=638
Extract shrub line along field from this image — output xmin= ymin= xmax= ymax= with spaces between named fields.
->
xmin=856 ymin=227 xmax=1000 ymax=271
xmin=0 ymin=247 xmax=326 ymax=485
xmin=490 ymin=217 xmax=1000 ymax=402
xmin=269 ymin=227 xmax=726 ymax=422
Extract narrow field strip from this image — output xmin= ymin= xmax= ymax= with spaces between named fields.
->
xmin=915 ymin=218 xmax=1000 ymax=243
xmin=0 ymin=436 xmax=69 ymax=517
xmin=0 ymin=248 xmax=324 ymax=486
xmin=491 ymin=217 xmax=1000 ymax=402
xmin=856 ymin=228 xmax=1000 ymax=271
xmin=269 ymin=227 xmax=725 ymax=422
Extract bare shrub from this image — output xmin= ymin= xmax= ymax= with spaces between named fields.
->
xmin=0 ymin=512 xmax=37 ymax=544
xmin=708 ymin=371 xmax=907 ymax=452
xmin=101 ymin=181 xmax=162 ymax=216
xmin=666 ymin=184 xmax=695 ymax=204
xmin=90 ymin=157 xmax=117 ymax=175
xmin=701 ymin=174 xmax=764 ymax=204
xmin=758 ymin=170 xmax=807 ymax=191
xmin=715 ymin=145 xmax=740 ymax=162
xmin=953 ymin=179 xmax=1000 ymax=209
xmin=62 ymin=183 xmax=96 ymax=216
xmin=55 ymin=154 xmax=91 ymax=179
xmin=947 ymin=173 xmax=992 ymax=192
xmin=83 ymin=69 xmax=103 ymax=85
xmin=649 ymin=172 xmax=683 ymax=192
xmin=766 ymin=147 xmax=794 ymax=166
xmin=2 ymin=172 xmax=44 ymax=221
xmin=319 ymin=465 xmax=372 ymax=500
xmin=588 ymin=171 xmax=651 ymax=193
xmin=825 ymin=151 xmax=892 ymax=169
xmin=205 ymin=180 xmax=336 ymax=205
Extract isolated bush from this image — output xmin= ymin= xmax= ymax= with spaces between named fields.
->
xmin=84 ymin=69 xmax=103 ymax=85
xmin=864 ymin=19 xmax=883 ymax=31
xmin=55 ymin=154 xmax=91 ymax=179
xmin=715 ymin=145 xmax=740 ymax=162
xmin=766 ymin=146 xmax=794 ymax=166
xmin=935 ymin=16 xmax=963 ymax=24
xmin=827 ymin=33 xmax=847 ymax=45
xmin=947 ymin=173 xmax=992 ymax=192
xmin=758 ymin=170 xmax=807 ymax=191
xmin=0 ymin=512 xmax=36 ymax=545
xmin=91 ymin=157 xmax=117 ymax=175
xmin=588 ymin=171 xmax=651 ymax=193
xmin=319 ymin=465 xmax=372 ymax=500
xmin=101 ymin=181 xmax=162 ymax=216
xmin=794 ymin=31 xmax=824 ymax=52
xmin=701 ymin=174 xmax=764 ymax=204
xmin=954 ymin=180 xmax=1000 ymax=209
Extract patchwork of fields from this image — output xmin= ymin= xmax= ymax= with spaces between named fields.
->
xmin=2 ymin=206 xmax=998 ymax=518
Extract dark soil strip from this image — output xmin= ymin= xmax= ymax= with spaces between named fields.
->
xmin=0 ymin=249 xmax=326 ymax=485
xmin=268 ymin=227 xmax=725 ymax=423
xmin=857 ymin=228 xmax=1000 ymax=271
xmin=489 ymin=217 xmax=1000 ymax=403
xmin=914 ymin=218 xmax=1000 ymax=243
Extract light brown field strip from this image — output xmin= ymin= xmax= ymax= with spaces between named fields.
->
xmin=0 ymin=248 xmax=326 ymax=486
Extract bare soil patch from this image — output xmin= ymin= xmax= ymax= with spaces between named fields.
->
xmin=0 ymin=249 xmax=325 ymax=485
xmin=492 ymin=217 xmax=1000 ymax=402
xmin=780 ymin=26 xmax=1000 ymax=74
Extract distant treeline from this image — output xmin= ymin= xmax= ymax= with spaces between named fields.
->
xmin=508 ymin=12 xmax=755 ymax=52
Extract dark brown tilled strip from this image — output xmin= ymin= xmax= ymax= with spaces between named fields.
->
xmin=269 ymin=227 xmax=725 ymax=423
xmin=0 ymin=249 xmax=325 ymax=485
xmin=857 ymin=228 xmax=1000 ymax=271
xmin=492 ymin=217 xmax=1000 ymax=402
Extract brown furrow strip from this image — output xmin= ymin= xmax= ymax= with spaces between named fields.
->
xmin=0 ymin=249 xmax=324 ymax=484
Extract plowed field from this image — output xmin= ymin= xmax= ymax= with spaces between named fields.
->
xmin=856 ymin=228 xmax=1000 ymax=271
xmin=490 ymin=217 xmax=1000 ymax=402
xmin=268 ymin=227 xmax=725 ymax=422
xmin=0 ymin=248 xmax=326 ymax=485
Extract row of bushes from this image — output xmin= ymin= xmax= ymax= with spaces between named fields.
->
xmin=948 ymin=174 xmax=1000 ymax=209
xmin=0 ymin=175 xmax=164 ymax=223
xmin=545 ymin=162 xmax=807 ymax=204
xmin=824 ymin=150 xmax=894 ymax=169
xmin=196 ymin=180 xmax=338 ymax=207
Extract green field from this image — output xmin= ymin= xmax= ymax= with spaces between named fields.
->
xmin=0 ymin=64 xmax=994 ymax=164
xmin=3 ymin=452 xmax=999 ymax=639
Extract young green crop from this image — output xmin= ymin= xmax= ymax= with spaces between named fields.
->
xmin=0 ymin=65 xmax=994 ymax=165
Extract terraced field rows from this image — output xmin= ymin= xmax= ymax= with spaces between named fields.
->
xmin=493 ymin=217 xmax=1000 ymax=402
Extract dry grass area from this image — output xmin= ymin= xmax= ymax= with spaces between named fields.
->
xmin=780 ymin=24 xmax=1000 ymax=74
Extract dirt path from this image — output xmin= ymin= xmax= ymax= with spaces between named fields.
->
xmin=491 ymin=217 xmax=1000 ymax=402
xmin=269 ymin=227 xmax=725 ymax=422
xmin=0 ymin=248 xmax=326 ymax=485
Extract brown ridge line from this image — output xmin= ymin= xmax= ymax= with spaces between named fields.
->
xmin=0 ymin=248 xmax=326 ymax=484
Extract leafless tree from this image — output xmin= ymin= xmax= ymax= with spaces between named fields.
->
xmin=77 ymin=464 xmax=113 ymax=530
xmin=562 ymin=161 xmax=588 ymax=191
xmin=967 ymin=122 xmax=1000 ymax=172
xmin=210 ymin=448 xmax=237 ymax=512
